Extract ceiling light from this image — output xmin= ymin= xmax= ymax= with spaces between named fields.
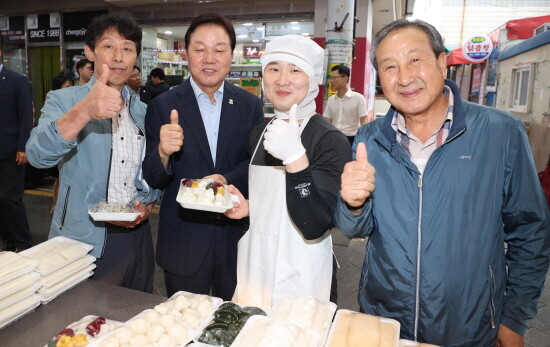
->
xmin=252 ymin=39 xmax=260 ymax=42
xmin=256 ymin=27 xmax=264 ymax=31
xmin=237 ymin=34 xmax=248 ymax=39
xmin=292 ymin=26 xmax=300 ymax=30
xmin=242 ymin=23 xmax=253 ymax=26
xmin=301 ymin=33 xmax=310 ymax=36
xmin=291 ymin=22 xmax=298 ymax=24
xmin=164 ymin=31 xmax=172 ymax=35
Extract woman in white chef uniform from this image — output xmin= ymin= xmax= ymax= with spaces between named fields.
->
xmin=225 ymin=35 xmax=351 ymax=308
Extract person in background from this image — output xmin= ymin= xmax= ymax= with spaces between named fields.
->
xmin=127 ymin=65 xmax=150 ymax=104
xmin=142 ymin=12 xmax=264 ymax=300
xmin=49 ymin=73 xmax=74 ymax=214
xmin=147 ymin=67 xmax=171 ymax=100
xmin=225 ymin=35 xmax=351 ymax=308
xmin=26 ymin=14 xmax=160 ymax=293
xmin=323 ymin=65 xmax=368 ymax=145
xmin=75 ymin=58 xmax=93 ymax=86
xmin=334 ymin=19 xmax=550 ymax=346
xmin=0 ymin=48 xmax=33 ymax=252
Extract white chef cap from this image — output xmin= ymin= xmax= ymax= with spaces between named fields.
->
xmin=260 ymin=34 xmax=325 ymax=85
xmin=260 ymin=35 xmax=325 ymax=120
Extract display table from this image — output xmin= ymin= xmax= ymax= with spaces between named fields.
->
xmin=0 ymin=279 xmax=166 ymax=346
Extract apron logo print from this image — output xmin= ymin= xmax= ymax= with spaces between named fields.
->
xmin=295 ymin=183 xmax=311 ymax=198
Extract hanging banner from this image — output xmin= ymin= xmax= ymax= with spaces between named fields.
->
xmin=63 ymin=11 xmax=106 ymax=42
xmin=0 ymin=16 xmax=25 ymax=44
xmin=462 ymin=35 xmax=493 ymax=63
xmin=27 ymin=13 xmax=60 ymax=43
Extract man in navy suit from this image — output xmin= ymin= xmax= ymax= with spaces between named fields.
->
xmin=0 ymin=50 xmax=33 ymax=251
xmin=143 ymin=13 xmax=263 ymax=300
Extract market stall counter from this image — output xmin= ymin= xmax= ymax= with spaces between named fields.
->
xmin=0 ymin=279 xmax=165 ymax=346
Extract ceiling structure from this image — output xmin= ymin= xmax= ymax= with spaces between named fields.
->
xmin=1 ymin=0 xmax=412 ymax=37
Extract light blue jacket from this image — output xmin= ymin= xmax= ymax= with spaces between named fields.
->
xmin=26 ymin=77 xmax=160 ymax=257
xmin=334 ymin=80 xmax=550 ymax=346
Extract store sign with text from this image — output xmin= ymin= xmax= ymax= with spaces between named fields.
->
xmin=27 ymin=13 xmax=60 ymax=43
xmin=0 ymin=16 xmax=25 ymax=44
xmin=63 ymin=11 xmax=106 ymax=42
xmin=462 ymin=35 xmax=493 ymax=63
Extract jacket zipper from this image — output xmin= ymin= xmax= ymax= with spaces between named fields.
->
xmin=414 ymin=174 xmax=423 ymax=340
xmin=101 ymin=119 xmax=114 ymax=257
xmin=489 ymin=265 xmax=496 ymax=328
xmin=60 ymin=186 xmax=71 ymax=229
xmin=127 ymin=96 xmax=151 ymax=204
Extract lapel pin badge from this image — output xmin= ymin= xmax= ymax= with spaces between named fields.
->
xmin=229 ymin=99 xmax=233 ymax=105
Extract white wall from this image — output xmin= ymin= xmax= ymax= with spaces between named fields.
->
xmin=496 ymin=43 xmax=550 ymax=124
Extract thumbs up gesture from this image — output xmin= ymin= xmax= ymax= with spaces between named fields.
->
xmin=263 ymin=104 xmax=306 ymax=165
xmin=159 ymin=109 xmax=184 ymax=159
xmin=341 ymin=142 xmax=376 ymax=209
xmin=80 ymin=64 xmax=124 ymax=120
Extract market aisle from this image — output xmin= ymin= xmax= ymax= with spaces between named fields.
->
xmin=21 ymin=189 xmax=549 ymax=346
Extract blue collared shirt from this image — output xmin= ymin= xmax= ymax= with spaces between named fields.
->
xmin=190 ymin=76 xmax=224 ymax=164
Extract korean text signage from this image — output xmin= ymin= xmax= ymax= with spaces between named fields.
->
xmin=63 ymin=11 xmax=106 ymax=42
xmin=27 ymin=13 xmax=60 ymax=43
xmin=462 ymin=35 xmax=493 ymax=63
xmin=0 ymin=16 xmax=25 ymax=44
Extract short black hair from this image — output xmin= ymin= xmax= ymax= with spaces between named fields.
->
xmin=133 ymin=65 xmax=141 ymax=73
xmin=331 ymin=65 xmax=350 ymax=79
xmin=370 ymin=19 xmax=445 ymax=70
xmin=85 ymin=14 xmax=142 ymax=56
xmin=76 ymin=58 xmax=91 ymax=72
xmin=150 ymin=67 xmax=165 ymax=80
xmin=51 ymin=73 xmax=72 ymax=90
xmin=185 ymin=13 xmax=236 ymax=52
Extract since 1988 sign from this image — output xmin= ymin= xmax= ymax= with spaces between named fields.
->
xmin=461 ymin=35 xmax=493 ymax=63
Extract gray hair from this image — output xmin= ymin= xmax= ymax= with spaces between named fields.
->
xmin=370 ymin=19 xmax=445 ymax=70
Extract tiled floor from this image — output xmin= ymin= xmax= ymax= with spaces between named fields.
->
xmin=21 ymin=184 xmax=550 ymax=346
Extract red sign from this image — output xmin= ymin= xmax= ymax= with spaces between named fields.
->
xmin=243 ymin=45 xmax=262 ymax=58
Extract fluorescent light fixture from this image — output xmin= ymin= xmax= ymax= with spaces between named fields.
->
xmin=301 ymin=33 xmax=310 ymax=36
xmin=242 ymin=22 xmax=253 ymax=26
xmin=291 ymin=21 xmax=298 ymax=24
xmin=256 ymin=27 xmax=265 ymax=31
xmin=292 ymin=26 xmax=300 ymax=30
xmin=164 ymin=31 xmax=172 ymax=35
xmin=252 ymin=39 xmax=260 ymax=42
xmin=237 ymin=34 xmax=248 ymax=39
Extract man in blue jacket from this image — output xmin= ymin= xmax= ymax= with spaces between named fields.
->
xmin=334 ymin=19 xmax=549 ymax=346
xmin=26 ymin=14 xmax=160 ymax=293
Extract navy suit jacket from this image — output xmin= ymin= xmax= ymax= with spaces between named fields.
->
xmin=0 ymin=66 xmax=33 ymax=160
xmin=138 ymin=86 xmax=151 ymax=105
xmin=143 ymin=79 xmax=264 ymax=276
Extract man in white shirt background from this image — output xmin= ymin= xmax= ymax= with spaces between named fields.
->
xmin=324 ymin=65 xmax=369 ymax=145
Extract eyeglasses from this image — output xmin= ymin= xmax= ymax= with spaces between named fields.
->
xmin=330 ymin=75 xmax=345 ymax=80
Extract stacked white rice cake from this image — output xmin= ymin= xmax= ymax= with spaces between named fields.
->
xmin=20 ymin=236 xmax=95 ymax=304
xmin=232 ymin=295 xmax=337 ymax=347
xmin=0 ymin=251 xmax=41 ymax=329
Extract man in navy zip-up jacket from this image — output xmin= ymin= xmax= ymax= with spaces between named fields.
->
xmin=334 ymin=19 xmax=549 ymax=346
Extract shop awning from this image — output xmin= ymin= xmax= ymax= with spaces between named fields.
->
xmin=506 ymin=15 xmax=550 ymax=40
xmin=446 ymin=48 xmax=477 ymax=66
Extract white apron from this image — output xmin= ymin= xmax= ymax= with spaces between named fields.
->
xmin=232 ymin=118 xmax=333 ymax=309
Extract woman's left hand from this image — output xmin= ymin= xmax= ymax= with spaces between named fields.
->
xmin=224 ymin=185 xmax=249 ymax=219
xmin=264 ymin=104 xmax=305 ymax=165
